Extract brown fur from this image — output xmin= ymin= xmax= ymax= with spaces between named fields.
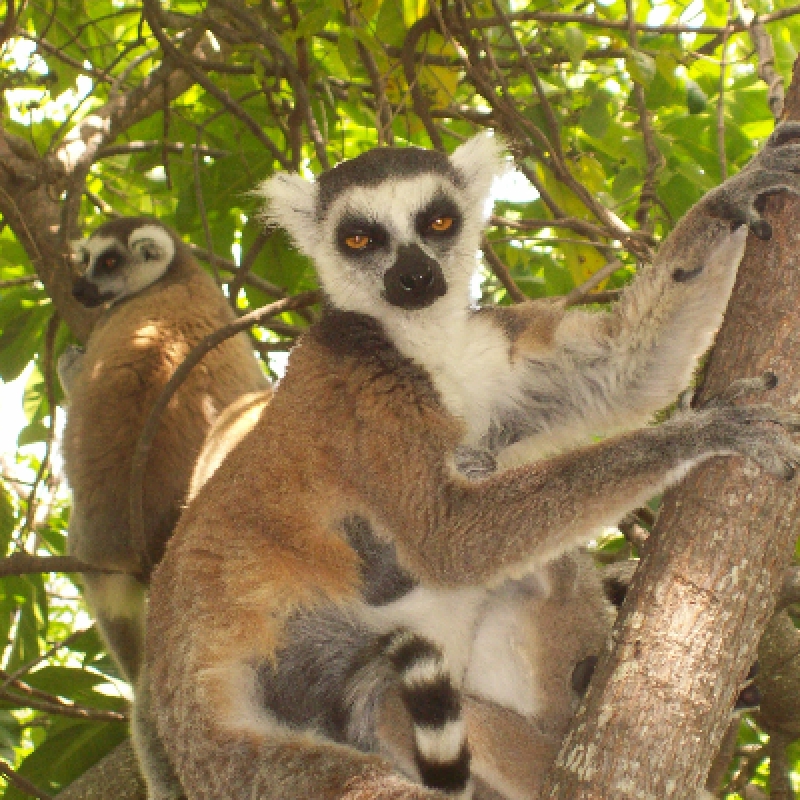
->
xmin=377 ymin=551 xmax=615 ymax=800
xmin=63 ymin=242 xmax=268 ymax=575
xmin=61 ymin=222 xmax=268 ymax=690
xmin=147 ymin=309 xmax=795 ymax=799
xmin=145 ymin=131 xmax=800 ymax=799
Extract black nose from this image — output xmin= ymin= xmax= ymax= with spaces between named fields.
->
xmin=72 ymin=276 xmax=106 ymax=308
xmin=571 ymin=655 xmax=599 ymax=695
xmin=383 ymin=244 xmax=447 ymax=310
xmin=399 ymin=263 xmax=435 ymax=293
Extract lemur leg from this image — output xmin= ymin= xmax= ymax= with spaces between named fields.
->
xmin=82 ymin=573 xmax=146 ymax=684
xmin=147 ymin=536 xmax=454 ymax=800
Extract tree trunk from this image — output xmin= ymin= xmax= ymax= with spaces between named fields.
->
xmin=541 ymin=57 xmax=800 ymax=800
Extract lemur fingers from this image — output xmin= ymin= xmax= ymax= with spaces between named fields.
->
xmin=701 ymin=371 xmax=778 ymax=409
xmin=697 ymin=404 xmax=800 ymax=480
xmin=701 ymin=121 xmax=800 ymax=240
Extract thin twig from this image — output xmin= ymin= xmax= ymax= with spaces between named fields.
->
xmin=192 ymin=130 xmax=220 ymax=286
xmin=0 ymin=630 xmax=86 ymax=690
xmin=97 ymin=140 xmax=228 ymax=159
xmin=718 ymin=0 xmax=735 ymax=181
xmin=0 ymin=687 xmax=127 ymax=722
xmin=142 ymin=1 xmax=291 ymax=170
xmin=344 ymin=0 xmax=394 ymax=145
xmin=227 ymin=228 xmax=274 ymax=311
xmin=0 ymin=553 xmax=124 ymax=578
xmin=462 ymin=5 xmax=800 ymax=34
xmin=480 ymin=236 xmax=527 ymax=303
xmin=563 ymin=259 xmax=623 ymax=307
xmin=214 ymin=0 xmax=329 ymax=167
xmin=625 ymin=0 xmax=664 ymax=231
xmin=0 ymin=275 xmax=39 ymax=289
xmin=19 ymin=316 xmax=58 ymax=542
xmin=401 ymin=15 xmax=445 ymax=150
xmin=129 ymin=291 xmax=322 ymax=575
xmin=749 ymin=16 xmax=785 ymax=120
xmin=0 ymin=760 xmax=53 ymax=800
xmin=488 ymin=0 xmax=562 ymax=161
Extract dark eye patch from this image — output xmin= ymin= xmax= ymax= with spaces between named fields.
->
xmin=335 ymin=214 xmax=389 ymax=257
xmin=415 ymin=193 xmax=463 ymax=239
xmin=93 ymin=247 xmax=126 ymax=275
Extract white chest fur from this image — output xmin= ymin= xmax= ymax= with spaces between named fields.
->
xmin=384 ymin=305 xmax=521 ymax=444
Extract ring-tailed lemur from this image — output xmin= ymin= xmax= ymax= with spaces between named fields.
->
xmin=59 ymin=216 xmax=268 ymax=790
xmin=143 ymin=124 xmax=800 ymax=800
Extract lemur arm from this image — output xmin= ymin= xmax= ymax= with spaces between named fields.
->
xmin=482 ymin=124 xmax=800 ymax=465
xmin=56 ymin=345 xmax=86 ymax=402
xmin=369 ymin=402 xmax=800 ymax=587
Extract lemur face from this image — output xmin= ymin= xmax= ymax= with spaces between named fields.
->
xmin=71 ymin=218 xmax=176 ymax=308
xmin=260 ymin=134 xmax=507 ymax=318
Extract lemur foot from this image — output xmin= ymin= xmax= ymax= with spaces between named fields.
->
xmin=703 ymin=120 xmax=800 ymax=240
xmin=697 ymin=403 xmax=800 ymax=480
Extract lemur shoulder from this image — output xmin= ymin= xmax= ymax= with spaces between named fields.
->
xmin=60 ymin=216 xmax=268 ymax=685
xmin=144 ymin=125 xmax=800 ymax=800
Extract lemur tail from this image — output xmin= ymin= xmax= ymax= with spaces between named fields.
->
xmin=382 ymin=628 xmax=472 ymax=800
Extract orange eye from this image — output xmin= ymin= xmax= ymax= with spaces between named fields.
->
xmin=345 ymin=234 xmax=371 ymax=250
xmin=429 ymin=217 xmax=454 ymax=232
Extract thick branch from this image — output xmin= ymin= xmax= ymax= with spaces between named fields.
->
xmin=542 ymin=93 xmax=800 ymax=800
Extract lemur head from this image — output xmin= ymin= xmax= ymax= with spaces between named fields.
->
xmin=258 ymin=134 xmax=507 ymax=317
xmin=71 ymin=217 xmax=178 ymax=308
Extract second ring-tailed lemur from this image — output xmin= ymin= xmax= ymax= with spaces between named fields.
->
xmin=59 ymin=216 xmax=268 ymax=684
xmin=143 ymin=125 xmax=800 ymax=800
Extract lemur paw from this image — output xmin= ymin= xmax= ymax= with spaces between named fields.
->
xmin=56 ymin=345 xmax=87 ymax=397
xmin=701 ymin=371 xmax=778 ymax=409
xmin=700 ymin=403 xmax=800 ymax=480
xmin=454 ymin=445 xmax=497 ymax=481
xmin=702 ymin=121 xmax=800 ymax=240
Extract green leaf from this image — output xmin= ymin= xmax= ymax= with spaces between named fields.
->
xmin=580 ymin=91 xmax=611 ymax=140
xmin=564 ymin=27 xmax=587 ymax=68
xmin=338 ymin=29 xmax=360 ymax=79
xmin=4 ymin=721 xmax=127 ymax=799
xmin=295 ymin=8 xmax=330 ymax=37
xmin=627 ymin=49 xmax=656 ymax=87
xmin=686 ymin=79 xmax=708 ymax=114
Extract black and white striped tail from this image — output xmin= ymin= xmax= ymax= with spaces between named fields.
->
xmin=384 ymin=629 xmax=472 ymax=799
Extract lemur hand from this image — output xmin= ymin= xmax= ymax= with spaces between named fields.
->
xmin=702 ymin=120 xmax=800 ymax=240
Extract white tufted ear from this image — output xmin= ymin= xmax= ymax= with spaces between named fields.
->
xmin=129 ymin=225 xmax=175 ymax=264
xmin=449 ymin=133 xmax=509 ymax=213
xmin=256 ymin=172 xmax=319 ymax=256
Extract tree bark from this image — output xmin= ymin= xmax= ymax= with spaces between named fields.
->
xmin=541 ymin=58 xmax=800 ymax=800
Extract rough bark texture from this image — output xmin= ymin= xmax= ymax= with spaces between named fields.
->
xmin=541 ymin=62 xmax=800 ymax=800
